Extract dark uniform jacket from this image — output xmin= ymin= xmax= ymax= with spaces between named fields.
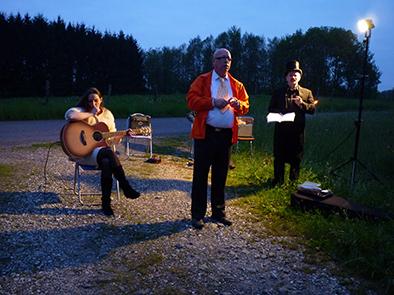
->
xmin=268 ymin=85 xmax=316 ymax=162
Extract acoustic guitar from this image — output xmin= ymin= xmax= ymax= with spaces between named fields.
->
xmin=60 ymin=121 xmax=150 ymax=158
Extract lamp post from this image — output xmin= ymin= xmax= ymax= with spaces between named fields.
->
xmin=350 ymin=19 xmax=375 ymax=188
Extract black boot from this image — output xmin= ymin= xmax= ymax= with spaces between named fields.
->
xmin=273 ymin=158 xmax=285 ymax=185
xmin=101 ymin=176 xmax=114 ymax=216
xmin=289 ymin=161 xmax=300 ymax=181
xmin=113 ymin=166 xmax=140 ymax=199
xmin=102 ymin=204 xmax=114 ymax=216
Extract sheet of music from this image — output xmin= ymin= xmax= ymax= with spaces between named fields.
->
xmin=266 ymin=112 xmax=295 ymax=123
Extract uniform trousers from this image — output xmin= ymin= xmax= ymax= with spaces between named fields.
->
xmin=273 ymin=122 xmax=304 ymax=183
xmin=274 ymin=157 xmax=301 ymax=183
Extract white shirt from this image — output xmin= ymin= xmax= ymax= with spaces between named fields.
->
xmin=206 ymin=71 xmax=234 ymax=128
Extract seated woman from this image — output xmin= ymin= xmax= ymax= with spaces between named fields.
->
xmin=65 ymin=87 xmax=140 ymax=216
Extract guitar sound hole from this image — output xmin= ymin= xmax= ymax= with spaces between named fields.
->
xmin=80 ymin=131 xmax=87 ymax=146
xmin=93 ymin=131 xmax=103 ymax=142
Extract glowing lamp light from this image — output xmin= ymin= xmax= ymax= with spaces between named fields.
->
xmin=357 ymin=19 xmax=375 ymax=33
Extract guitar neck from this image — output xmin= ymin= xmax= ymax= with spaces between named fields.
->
xmin=101 ymin=130 xmax=128 ymax=140
xmin=101 ymin=127 xmax=150 ymax=140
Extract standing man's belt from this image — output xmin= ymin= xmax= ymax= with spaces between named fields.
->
xmin=206 ymin=124 xmax=231 ymax=132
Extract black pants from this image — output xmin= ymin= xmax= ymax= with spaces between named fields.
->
xmin=274 ymin=157 xmax=301 ymax=183
xmin=191 ymin=125 xmax=232 ymax=220
xmin=273 ymin=123 xmax=304 ymax=183
xmin=97 ymin=147 xmax=121 ymax=205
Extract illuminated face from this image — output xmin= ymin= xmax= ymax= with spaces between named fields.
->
xmin=286 ymin=71 xmax=301 ymax=88
xmin=88 ymin=93 xmax=102 ymax=110
xmin=213 ymin=49 xmax=232 ymax=77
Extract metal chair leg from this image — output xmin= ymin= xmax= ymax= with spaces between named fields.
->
xmin=73 ymin=162 xmax=120 ymax=205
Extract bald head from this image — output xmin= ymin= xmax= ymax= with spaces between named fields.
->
xmin=213 ymin=48 xmax=232 ymax=77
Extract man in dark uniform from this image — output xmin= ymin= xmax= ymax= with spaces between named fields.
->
xmin=268 ymin=60 xmax=316 ymax=185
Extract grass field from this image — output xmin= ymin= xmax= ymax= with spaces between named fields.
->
xmin=229 ymin=97 xmax=394 ymax=293
xmin=1 ymin=93 xmax=394 ymax=120
xmin=0 ymin=94 xmax=190 ymax=120
xmin=1 ymin=94 xmax=394 ymax=292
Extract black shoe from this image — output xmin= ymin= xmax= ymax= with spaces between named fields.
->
xmin=102 ymin=206 xmax=114 ymax=216
xmin=145 ymin=156 xmax=161 ymax=164
xmin=271 ymin=178 xmax=283 ymax=187
xmin=212 ymin=216 xmax=232 ymax=226
xmin=123 ymin=186 xmax=141 ymax=199
xmin=191 ymin=218 xmax=204 ymax=229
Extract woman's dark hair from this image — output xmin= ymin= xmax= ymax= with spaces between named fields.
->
xmin=76 ymin=87 xmax=104 ymax=109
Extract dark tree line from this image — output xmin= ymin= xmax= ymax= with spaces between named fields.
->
xmin=145 ymin=26 xmax=380 ymax=98
xmin=0 ymin=13 xmax=145 ymax=97
xmin=0 ymin=13 xmax=381 ymax=98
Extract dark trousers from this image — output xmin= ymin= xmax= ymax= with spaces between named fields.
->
xmin=274 ymin=157 xmax=301 ymax=183
xmin=191 ymin=125 xmax=232 ymax=220
xmin=97 ymin=147 xmax=130 ymax=206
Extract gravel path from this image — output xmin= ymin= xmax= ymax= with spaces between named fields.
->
xmin=0 ymin=121 xmax=370 ymax=294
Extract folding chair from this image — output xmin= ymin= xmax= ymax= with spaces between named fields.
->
xmin=73 ymin=161 xmax=120 ymax=205
xmin=126 ymin=113 xmax=153 ymax=158
xmin=236 ymin=116 xmax=255 ymax=154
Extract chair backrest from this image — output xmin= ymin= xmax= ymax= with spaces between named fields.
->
xmin=186 ymin=111 xmax=196 ymax=123
xmin=127 ymin=113 xmax=152 ymax=135
xmin=238 ymin=116 xmax=254 ymax=138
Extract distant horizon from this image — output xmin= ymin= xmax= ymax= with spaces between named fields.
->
xmin=1 ymin=0 xmax=393 ymax=91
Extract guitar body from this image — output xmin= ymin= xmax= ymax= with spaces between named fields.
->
xmin=60 ymin=121 xmax=109 ymax=158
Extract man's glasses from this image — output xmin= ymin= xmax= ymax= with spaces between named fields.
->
xmin=215 ymin=56 xmax=232 ymax=61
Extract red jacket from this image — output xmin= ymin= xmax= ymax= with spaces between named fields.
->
xmin=187 ymin=71 xmax=249 ymax=144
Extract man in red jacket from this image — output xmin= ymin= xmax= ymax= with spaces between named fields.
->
xmin=186 ymin=48 xmax=249 ymax=229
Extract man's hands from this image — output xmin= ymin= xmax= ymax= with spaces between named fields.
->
xmin=228 ymin=97 xmax=240 ymax=110
xmin=213 ymin=98 xmax=229 ymax=109
xmin=213 ymin=97 xmax=241 ymax=110
xmin=291 ymin=95 xmax=304 ymax=107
